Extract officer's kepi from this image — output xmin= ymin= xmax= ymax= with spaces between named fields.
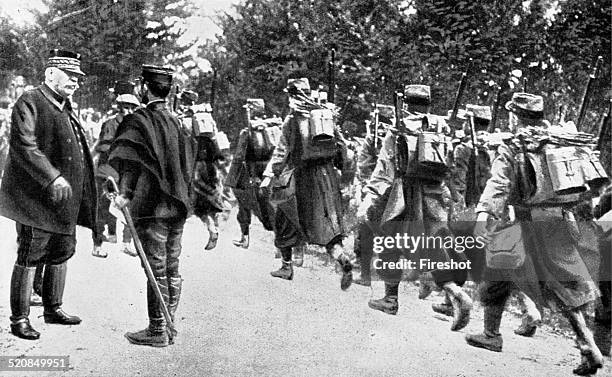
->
xmin=47 ymin=49 xmax=85 ymax=76
xmin=141 ymin=65 xmax=174 ymax=85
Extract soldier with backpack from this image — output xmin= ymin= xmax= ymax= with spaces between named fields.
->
xmin=226 ymin=98 xmax=276 ymax=249
xmin=261 ymin=78 xmax=353 ymax=289
xmin=358 ymin=85 xmax=473 ymax=331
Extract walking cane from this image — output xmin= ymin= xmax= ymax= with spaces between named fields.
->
xmin=104 ymin=176 xmax=177 ymax=343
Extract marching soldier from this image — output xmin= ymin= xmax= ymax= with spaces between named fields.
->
xmin=1 ymin=49 xmax=96 ymax=340
xmin=109 ymin=65 xmax=194 ymax=347
xmin=261 ymin=78 xmax=353 ymax=289
xmin=466 ymin=92 xmax=604 ymax=376
xmin=186 ymin=99 xmax=225 ymax=251
xmin=91 ymin=82 xmax=140 ymax=258
xmin=227 ymin=99 xmax=275 ymax=250
xmin=359 ymin=85 xmax=473 ymax=331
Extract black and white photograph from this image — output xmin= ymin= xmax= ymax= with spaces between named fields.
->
xmin=0 ymin=0 xmax=610 ymax=376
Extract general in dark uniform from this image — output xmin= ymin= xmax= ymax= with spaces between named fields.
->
xmin=109 ymin=65 xmax=194 ymax=347
xmin=0 ymin=50 xmax=97 ymax=340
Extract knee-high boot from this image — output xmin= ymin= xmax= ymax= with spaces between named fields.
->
xmin=125 ymin=277 xmax=170 ymax=347
xmin=10 ymin=264 xmax=40 ymax=340
xmin=42 ymin=262 xmax=81 ymax=325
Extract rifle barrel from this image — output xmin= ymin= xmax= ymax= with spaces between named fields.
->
xmin=577 ymin=56 xmax=603 ymax=131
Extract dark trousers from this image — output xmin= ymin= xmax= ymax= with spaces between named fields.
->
xmin=355 ymin=222 xmax=374 ymax=279
xmin=136 ymin=218 xmax=185 ymax=279
xmin=237 ymin=204 xmax=251 ymax=235
xmin=16 ymin=224 xmax=76 ymax=267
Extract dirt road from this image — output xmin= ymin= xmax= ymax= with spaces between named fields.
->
xmin=0 ymin=213 xmax=610 ymax=377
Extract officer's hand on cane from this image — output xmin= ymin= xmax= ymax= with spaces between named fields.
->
xmin=50 ymin=176 xmax=72 ymax=202
xmin=114 ymin=195 xmax=130 ymax=209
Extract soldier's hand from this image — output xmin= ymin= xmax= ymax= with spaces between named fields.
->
xmin=473 ymin=212 xmax=492 ymax=245
xmin=50 ymin=176 xmax=72 ymax=202
xmin=114 ymin=194 xmax=130 ymax=209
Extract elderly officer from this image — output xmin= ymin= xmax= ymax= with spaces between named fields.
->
xmin=0 ymin=49 xmax=97 ymax=340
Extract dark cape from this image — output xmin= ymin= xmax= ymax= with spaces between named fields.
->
xmin=108 ymin=102 xmax=195 ymax=221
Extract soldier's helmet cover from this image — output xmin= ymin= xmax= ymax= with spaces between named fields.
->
xmin=505 ymin=92 xmax=544 ymax=120
xmin=180 ymin=90 xmax=199 ymax=106
xmin=404 ymin=84 xmax=431 ymax=106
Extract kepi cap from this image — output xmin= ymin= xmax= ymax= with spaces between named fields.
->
xmin=142 ymin=65 xmax=174 ymax=85
xmin=465 ymin=104 xmax=492 ymax=122
xmin=47 ymin=49 xmax=85 ymax=76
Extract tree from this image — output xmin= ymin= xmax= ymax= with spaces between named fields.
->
xmin=20 ymin=0 xmax=195 ymax=110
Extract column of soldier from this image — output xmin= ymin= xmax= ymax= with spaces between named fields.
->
xmin=1 ymin=49 xmax=610 ymax=377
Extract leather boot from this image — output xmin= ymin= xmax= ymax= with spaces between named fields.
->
xmin=270 ymin=260 xmax=294 ymax=280
xmin=443 ymin=282 xmax=472 ymax=331
xmin=125 ymin=277 xmax=170 ymax=347
xmin=368 ymin=283 xmax=399 ymax=315
xmin=337 ymin=254 xmax=353 ymax=291
xmin=232 ymin=234 xmax=249 ymax=249
xmin=10 ymin=264 xmax=40 ymax=340
xmin=432 ymin=292 xmax=453 ymax=317
xmin=33 ymin=264 xmax=44 ymax=296
xmin=168 ymin=276 xmax=183 ymax=323
xmin=328 ymin=243 xmax=353 ymax=291
xmin=565 ymin=308 xmax=604 ymax=375
xmin=205 ymin=232 xmax=219 ymax=250
xmin=43 ymin=263 xmax=81 ymax=325
xmin=465 ymin=304 xmax=504 ymax=352
xmin=514 ymin=292 xmax=541 ymax=337
xmin=418 ymin=273 xmax=435 ymax=300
